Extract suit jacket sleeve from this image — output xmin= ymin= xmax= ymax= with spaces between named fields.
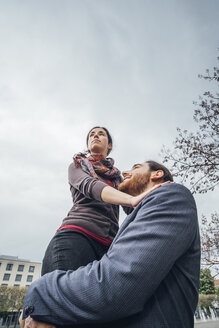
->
xmin=22 ymin=183 xmax=198 ymax=326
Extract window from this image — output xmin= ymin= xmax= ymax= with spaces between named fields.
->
xmin=1 ymin=284 xmax=8 ymax=286
xmin=18 ymin=265 xmax=24 ymax=272
xmin=14 ymin=284 xmax=20 ymax=287
xmin=29 ymin=266 xmax=35 ymax=273
xmin=26 ymin=275 xmax=33 ymax=283
xmin=15 ymin=274 xmax=22 ymax=282
xmin=3 ymin=273 xmax=10 ymax=281
xmin=6 ymin=263 xmax=13 ymax=271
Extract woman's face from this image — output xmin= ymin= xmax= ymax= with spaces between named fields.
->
xmin=87 ymin=128 xmax=112 ymax=157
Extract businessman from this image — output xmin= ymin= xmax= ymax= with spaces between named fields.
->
xmin=21 ymin=160 xmax=200 ymax=328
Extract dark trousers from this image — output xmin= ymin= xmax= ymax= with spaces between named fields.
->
xmin=41 ymin=229 xmax=109 ymax=275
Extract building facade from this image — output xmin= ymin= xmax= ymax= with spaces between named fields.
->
xmin=0 ymin=255 xmax=41 ymax=287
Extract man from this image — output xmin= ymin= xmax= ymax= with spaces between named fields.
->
xmin=21 ymin=160 xmax=200 ymax=328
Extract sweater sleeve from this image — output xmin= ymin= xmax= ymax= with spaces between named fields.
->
xmin=68 ymin=162 xmax=107 ymax=201
xmin=22 ymin=184 xmax=199 ymax=326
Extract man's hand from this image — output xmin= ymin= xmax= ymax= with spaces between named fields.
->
xmin=19 ymin=312 xmax=55 ymax=328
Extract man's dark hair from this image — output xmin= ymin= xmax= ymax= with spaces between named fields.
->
xmin=146 ymin=160 xmax=173 ymax=182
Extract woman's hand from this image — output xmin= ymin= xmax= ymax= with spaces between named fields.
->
xmin=130 ymin=181 xmax=171 ymax=207
xmin=19 ymin=313 xmax=55 ymax=328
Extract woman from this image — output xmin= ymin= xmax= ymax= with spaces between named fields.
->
xmin=42 ymin=126 xmax=146 ymax=275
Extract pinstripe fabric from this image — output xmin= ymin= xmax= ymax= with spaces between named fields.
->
xmin=23 ymin=183 xmax=200 ymax=328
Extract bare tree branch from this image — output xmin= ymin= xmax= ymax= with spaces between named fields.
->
xmin=161 ymin=54 xmax=219 ymax=273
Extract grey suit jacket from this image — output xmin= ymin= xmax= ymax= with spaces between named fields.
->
xmin=23 ymin=183 xmax=200 ymax=328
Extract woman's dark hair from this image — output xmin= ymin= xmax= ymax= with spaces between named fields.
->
xmin=86 ymin=126 xmax=113 ymax=155
xmin=145 ymin=160 xmax=173 ymax=182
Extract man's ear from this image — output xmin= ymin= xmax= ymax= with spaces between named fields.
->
xmin=151 ymin=170 xmax=164 ymax=181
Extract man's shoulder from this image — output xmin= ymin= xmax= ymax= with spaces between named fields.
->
xmin=145 ymin=182 xmax=195 ymax=205
xmin=155 ymin=182 xmax=192 ymax=195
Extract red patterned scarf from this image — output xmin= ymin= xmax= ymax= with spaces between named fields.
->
xmin=74 ymin=153 xmax=122 ymax=188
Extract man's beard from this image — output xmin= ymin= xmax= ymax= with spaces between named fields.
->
xmin=118 ymin=172 xmax=150 ymax=196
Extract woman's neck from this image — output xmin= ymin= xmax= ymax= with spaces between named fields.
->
xmin=91 ymin=152 xmax=106 ymax=157
xmin=90 ymin=152 xmax=106 ymax=160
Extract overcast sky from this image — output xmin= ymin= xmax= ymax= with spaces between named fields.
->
xmin=0 ymin=0 xmax=218 ymax=262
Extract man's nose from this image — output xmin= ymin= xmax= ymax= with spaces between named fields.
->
xmin=122 ymin=170 xmax=130 ymax=178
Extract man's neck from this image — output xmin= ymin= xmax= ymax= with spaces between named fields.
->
xmin=142 ymin=181 xmax=166 ymax=194
xmin=143 ymin=182 xmax=158 ymax=193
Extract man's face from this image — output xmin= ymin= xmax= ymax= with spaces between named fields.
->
xmin=118 ymin=163 xmax=152 ymax=196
